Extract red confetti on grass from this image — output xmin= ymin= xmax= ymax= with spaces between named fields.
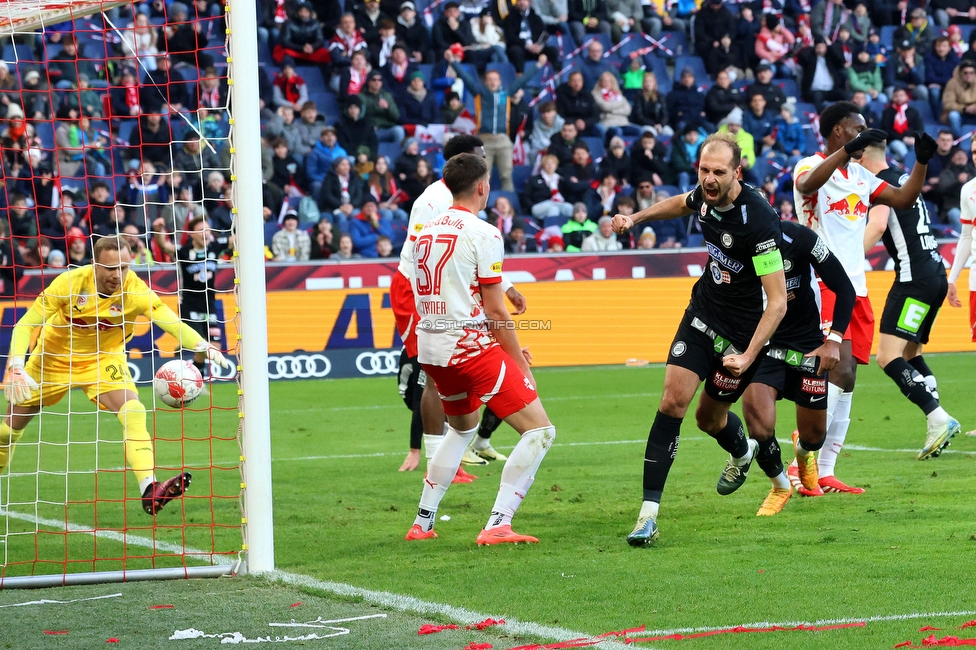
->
xmin=895 ymin=642 xmax=915 ymax=648
xmin=106 ymin=638 xmax=120 ymax=643
xmin=289 ymin=602 xmax=303 ymax=609
xmin=922 ymin=627 xmax=944 ymax=632
xmin=43 ymin=631 xmax=69 ymax=635
xmin=961 ymin=622 xmax=976 ymax=629
xmin=626 ymin=622 xmax=866 ymax=643
xmin=419 ymin=624 xmax=460 ymax=635
xmin=505 ymin=627 xmax=645 ymax=649
xmin=893 ymin=635 xmax=976 ymax=647
xmin=465 ymin=644 xmax=494 ymax=650
xmin=149 ymin=605 xmax=174 ymax=609
xmin=467 ymin=619 xmax=505 ymax=631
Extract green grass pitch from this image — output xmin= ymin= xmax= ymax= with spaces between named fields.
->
xmin=2 ymin=354 xmax=976 ymax=649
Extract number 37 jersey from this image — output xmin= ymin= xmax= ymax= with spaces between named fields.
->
xmin=413 ymin=207 xmax=504 ymax=367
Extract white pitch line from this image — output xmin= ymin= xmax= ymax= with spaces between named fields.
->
xmin=0 ymin=510 xmax=633 ymax=650
xmin=845 ymin=444 xmax=976 ymax=456
xmin=0 ymin=592 xmax=122 ymax=608
xmin=631 ymin=610 xmax=976 ymax=637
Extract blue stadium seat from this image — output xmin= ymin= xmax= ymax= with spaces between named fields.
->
xmin=581 ymin=136 xmax=605 ymax=158
xmin=961 ymin=25 xmax=976 ymax=43
xmin=794 ymin=102 xmax=817 ymax=119
xmin=674 ymin=56 xmax=708 ymax=82
xmin=2 ymin=43 xmax=39 ymax=64
xmin=880 ymin=25 xmax=897 ymax=49
xmin=312 ymin=91 xmax=341 ymax=123
xmin=378 ymin=142 xmax=401 ymax=163
xmin=486 ymin=62 xmax=516 ymax=89
xmin=803 ymin=126 xmax=820 ymax=154
xmin=489 ymin=190 xmax=521 ymax=214
xmin=777 ymin=79 xmax=799 ymax=100
xmin=34 ymin=121 xmax=55 ymax=150
xmin=657 ymin=185 xmax=680 ymax=197
xmin=417 ymin=64 xmax=434 ymax=84
xmin=642 ymin=54 xmax=672 ymax=89
xmin=924 ymin=123 xmax=944 ymax=138
xmin=295 ymin=66 xmax=326 ymax=90
xmin=613 ymin=33 xmax=654 ymax=63
xmin=512 ymin=165 xmax=533 ymax=193
xmin=543 ymin=215 xmax=569 ymax=228
xmin=657 ymin=30 xmax=688 ymax=58
xmin=910 ymin=99 xmax=935 ymax=124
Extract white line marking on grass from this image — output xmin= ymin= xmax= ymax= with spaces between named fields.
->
xmin=631 ymin=610 xmax=976 ymax=637
xmin=3 ymin=510 xmax=635 ymax=649
xmin=845 ymin=445 xmax=976 ymax=456
xmin=0 ymin=593 xmax=122 ymax=608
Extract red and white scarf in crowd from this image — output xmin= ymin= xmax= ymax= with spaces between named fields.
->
xmin=389 ymin=61 xmax=407 ymax=82
xmin=601 ymin=87 xmax=622 ymax=103
xmin=332 ymin=28 xmax=366 ymax=57
xmin=892 ymin=103 xmax=909 ymax=134
xmin=540 ymin=170 xmax=565 ymax=202
xmin=347 ymin=67 xmax=367 ymax=95
xmin=339 ymin=174 xmax=351 ymax=203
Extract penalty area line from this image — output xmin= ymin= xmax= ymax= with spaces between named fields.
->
xmin=1 ymin=509 xmax=635 ymax=650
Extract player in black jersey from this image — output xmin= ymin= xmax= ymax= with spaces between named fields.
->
xmin=741 ymin=220 xmax=856 ymax=515
xmin=611 ymin=133 xmax=788 ymax=546
xmin=859 ymin=142 xmax=961 ymax=460
xmin=155 ymin=215 xmax=223 ymax=379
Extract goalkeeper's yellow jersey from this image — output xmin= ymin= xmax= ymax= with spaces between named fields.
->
xmin=31 ymin=266 xmax=165 ymax=358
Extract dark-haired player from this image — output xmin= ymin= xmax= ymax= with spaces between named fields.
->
xmin=612 ymin=132 xmax=788 ymax=546
xmin=791 ymin=101 xmax=936 ymax=491
xmin=742 ymin=220 xmax=856 ymax=515
xmin=405 ymin=153 xmax=554 ymax=545
xmin=392 ymin=135 xmax=524 ymax=475
xmin=859 ymin=141 xmax=960 ymax=459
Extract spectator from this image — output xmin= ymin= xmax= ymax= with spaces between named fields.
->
xmin=578 ymin=40 xmax=616 ymax=93
xmin=525 ymin=154 xmax=575 ymax=220
xmin=707 ymin=33 xmax=749 ymax=81
xmin=585 ymin=171 xmax=619 ymax=221
xmin=669 ymin=123 xmax=702 ymax=190
xmin=746 ymin=63 xmax=787 ymax=114
xmin=272 ymin=58 xmax=309 ymax=110
xmin=654 ymin=210 xmax=687 ymax=248
xmin=852 ymin=89 xmax=883 ymax=129
xmin=355 ymin=148 xmax=375 ymax=181
xmin=718 ymin=108 xmax=756 ymax=175
xmin=272 ymin=211 xmax=312 ymax=261
xmin=926 ymin=37 xmax=961 ymax=113
xmin=382 ymin=43 xmax=419 ymax=102
xmin=811 ymin=0 xmax=845 ymax=43
xmin=527 ymin=101 xmax=565 ymax=160
xmin=886 ymin=39 xmax=928 ymax=101
xmin=367 ymin=155 xmax=408 ymax=221
xmin=86 ymin=182 xmax=114 ymax=234
xmin=401 ymin=71 xmax=438 ymax=125
xmin=20 ymin=69 xmax=49 ymax=120
xmin=666 ymin=67 xmax=707 ymax=131
xmin=127 ymin=112 xmax=173 ymax=168
xmin=123 ymin=223 xmax=154 ymax=265
xmin=48 ymin=35 xmax=99 ymax=88
xmin=556 ymin=71 xmax=600 ymax=137
xmin=0 ymin=62 xmax=18 ymax=113
xmin=939 ymin=146 xmax=974 ymax=230
xmin=40 ymin=205 xmax=79 ymax=254
xmin=331 ymin=233 xmax=360 ymax=260
xmin=630 ymin=131 xmax=670 ymax=186
xmin=504 ymin=0 xmax=561 ymax=73
xmin=491 ymin=196 xmax=517 ymax=236
xmin=349 ymin=200 xmax=394 ymax=257
xmin=882 ymin=87 xmax=923 ymax=162
xmin=560 ymin=201 xmax=596 ymax=251
xmin=630 ymin=72 xmax=670 ymax=136
xmin=548 ymin=121 xmax=580 ymax=166
xmin=396 ymin=2 xmax=433 ymax=63
xmin=637 ymin=226 xmax=657 ymax=249
xmin=394 ymin=137 xmax=422 ymax=181
xmin=933 ymin=0 xmax=976 ymax=29
xmin=401 ymin=158 xmax=437 ymax=213
xmin=121 ymin=11 xmax=161 ymax=72
xmin=779 ymin=198 xmax=796 ymax=221
xmin=141 ymin=54 xmax=189 ymax=113
xmin=265 ymin=105 xmax=304 ymax=155
xmin=848 ymin=48 xmax=886 ymax=105
xmin=432 ymin=2 xmax=492 ymax=69
xmin=111 ymin=67 xmax=142 ymax=117
xmin=798 ymin=38 xmax=846 ymax=109
xmin=828 ymin=25 xmax=857 ymax=69
xmin=949 ymin=24 xmax=970 ymax=58
xmin=735 ymin=5 xmax=760 ymax=47
xmin=606 ymin=0 xmax=644 ymax=43
xmin=941 ymin=60 xmax=976 ymax=135
xmin=355 ymin=0 xmax=386 ymax=44
xmin=755 ymin=14 xmax=796 ymax=78
xmin=534 ymin=0 xmax=573 ymax=45
xmin=362 ymin=71 xmax=405 ymax=145
xmin=695 ymin=0 xmax=735 ymax=60
xmin=448 ymin=51 xmax=545 ymax=190
xmin=923 ymin=130 xmax=957 ymax=197
xmin=611 ymin=194 xmax=637 ymax=248
xmin=505 ymin=218 xmax=538 ymax=254
xmin=568 ymin=0 xmax=610 ymax=47
xmin=742 ymin=93 xmax=775 ymax=156
xmin=843 ymin=3 xmax=873 ymax=45
xmin=558 ymin=143 xmax=596 ymax=205
xmin=194 ymin=67 xmax=228 ymax=114
xmin=337 ymin=50 xmax=372 ymax=104
xmin=162 ymin=1 xmax=212 ymax=69
xmin=376 ymin=234 xmax=394 ymax=258
xmin=704 ymin=69 xmax=742 ymax=127
xmin=310 ymin=217 xmax=339 ymax=259
xmin=774 ymin=102 xmax=806 ymax=165
xmin=336 ymin=97 xmax=378 ymax=158
xmin=66 ymin=227 xmax=92 ymax=265
xmin=7 ymin=193 xmax=38 ymax=257
xmin=277 ymin=2 xmax=330 ymax=65
xmin=471 ymin=9 xmax=509 ymax=66
xmin=440 ymin=90 xmax=465 ymax=124
xmin=621 ymin=56 xmax=645 ymax=101
xmin=592 ymin=71 xmax=636 ymax=139
xmin=172 ymin=133 xmax=222 ymax=195
xmin=269 ymin=137 xmax=305 ymax=195
xmin=581 ymin=215 xmax=622 ymax=251
xmin=899 ymin=8 xmax=937 ymax=55
xmin=600 ymin=136 xmax=631 ymax=184
xmin=321 ymin=157 xmax=365 ymax=229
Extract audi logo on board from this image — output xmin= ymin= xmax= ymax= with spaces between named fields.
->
xmin=355 ymin=350 xmax=401 ymax=375
xmin=267 ymin=354 xmax=333 ymax=379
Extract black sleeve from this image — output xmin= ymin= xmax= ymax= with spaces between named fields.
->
xmin=747 ymin=201 xmax=783 ymax=256
xmin=805 ymin=228 xmax=856 ymax=335
xmin=685 ymin=185 xmax=703 ymax=212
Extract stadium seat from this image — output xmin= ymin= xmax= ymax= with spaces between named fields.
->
xmin=378 ymin=142 xmax=401 ymax=163
xmin=2 ymin=43 xmax=39 ymax=64
xmin=512 ymin=165 xmax=533 ymax=193
xmin=581 ymin=136 xmax=605 ymax=158
xmin=803 ymin=127 xmax=820 ymax=155
xmin=543 ymin=215 xmax=569 ymax=228
xmin=417 ymin=64 xmax=433 ymax=83
xmin=924 ymin=123 xmax=945 ymax=138
xmin=613 ymin=33 xmax=654 ymax=63
xmin=486 ymin=62 xmax=516 ymax=89
xmin=961 ymin=25 xmax=976 ymax=43
xmin=296 ymin=66 xmax=326 ymax=91
xmin=794 ymin=102 xmax=817 ymax=119
xmin=777 ymin=79 xmax=799 ymax=100
xmin=34 ymin=121 xmax=54 ymax=151
xmin=489 ymin=190 xmax=521 ymax=214
xmin=880 ymin=25 xmax=897 ymax=48
xmin=910 ymin=100 xmax=935 ymax=124
xmin=658 ymin=30 xmax=688 ymax=57
xmin=674 ymin=56 xmax=708 ymax=82
xmin=312 ymin=91 xmax=341 ymax=123
xmin=657 ymin=185 xmax=680 ymax=197
xmin=642 ymin=55 xmax=672 ymax=89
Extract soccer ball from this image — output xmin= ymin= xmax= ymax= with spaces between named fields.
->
xmin=154 ymin=360 xmax=204 ymax=408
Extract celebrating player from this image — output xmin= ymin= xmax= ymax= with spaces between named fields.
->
xmin=612 ymin=133 xmax=788 ymax=546
xmin=948 ymin=140 xmax=976 ymax=437
xmin=859 ymin=141 xmax=961 ymax=459
xmin=791 ymin=102 xmax=937 ymax=491
xmin=405 ymin=153 xmax=554 ymax=545
xmin=741 ymin=220 xmax=856 ymax=515
xmin=392 ymin=135 xmax=525 ymax=475
xmin=0 ymin=236 xmax=233 ymax=515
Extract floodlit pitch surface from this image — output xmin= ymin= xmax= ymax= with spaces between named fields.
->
xmin=2 ymin=355 xmax=976 ymax=649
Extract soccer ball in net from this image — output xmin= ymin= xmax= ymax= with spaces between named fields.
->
xmin=154 ymin=360 xmax=205 ymax=408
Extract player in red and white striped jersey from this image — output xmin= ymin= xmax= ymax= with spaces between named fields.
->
xmin=405 ymin=154 xmax=554 ymax=546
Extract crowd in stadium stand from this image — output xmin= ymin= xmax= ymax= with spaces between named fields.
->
xmin=1 ymin=0 xmax=974 ymax=273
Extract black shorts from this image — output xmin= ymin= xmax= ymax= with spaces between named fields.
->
xmin=751 ymin=351 xmax=827 ymax=411
xmin=397 ymin=350 xmax=426 ymax=410
xmin=181 ymin=308 xmax=221 ymax=343
xmin=667 ymin=312 xmax=763 ymax=403
xmin=879 ymin=275 xmax=948 ymax=344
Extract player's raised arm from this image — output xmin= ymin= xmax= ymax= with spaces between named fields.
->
xmin=3 ymin=303 xmax=46 ymax=404
xmin=874 ymin=132 xmax=937 ymax=210
xmin=864 ymin=204 xmax=890 ymax=254
xmin=144 ymin=292 xmax=233 ymax=370
xmin=724 ymin=266 xmax=787 ymax=377
xmin=612 ymin=192 xmax=693 ymax=234
xmin=794 ymin=128 xmax=887 ymax=195
xmin=809 ymin=237 xmax=856 ymax=372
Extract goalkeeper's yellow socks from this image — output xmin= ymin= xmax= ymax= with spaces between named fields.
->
xmin=0 ymin=421 xmax=24 ymax=474
xmin=117 ymin=400 xmax=156 ymax=492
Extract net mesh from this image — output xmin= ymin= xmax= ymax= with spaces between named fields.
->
xmin=0 ymin=0 xmax=243 ymax=582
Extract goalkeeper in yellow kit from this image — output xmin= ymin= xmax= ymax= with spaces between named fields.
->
xmin=0 ymin=236 xmax=233 ymax=515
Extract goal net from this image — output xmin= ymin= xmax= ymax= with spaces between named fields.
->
xmin=0 ymin=0 xmax=272 ymax=587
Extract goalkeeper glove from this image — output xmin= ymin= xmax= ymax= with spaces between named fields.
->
xmin=4 ymin=363 xmax=37 ymax=406
xmin=843 ymin=128 xmax=887 ymax=156
xmin=194 ymin=341 xmax=233 ymax=371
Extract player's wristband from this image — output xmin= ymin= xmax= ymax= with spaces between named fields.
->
xmin=826 ymin=331 xmax=843 ymax=344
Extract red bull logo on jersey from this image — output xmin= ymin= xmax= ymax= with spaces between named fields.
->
xmin=825 ymin=194 xmax=869 ymax=222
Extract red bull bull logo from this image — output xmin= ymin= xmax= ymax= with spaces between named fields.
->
xmin=825 ymin=194 xmax=869 ymax=222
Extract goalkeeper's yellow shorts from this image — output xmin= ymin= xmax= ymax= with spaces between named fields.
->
xmin=19 ymin=352 xmax=138 ymax=410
